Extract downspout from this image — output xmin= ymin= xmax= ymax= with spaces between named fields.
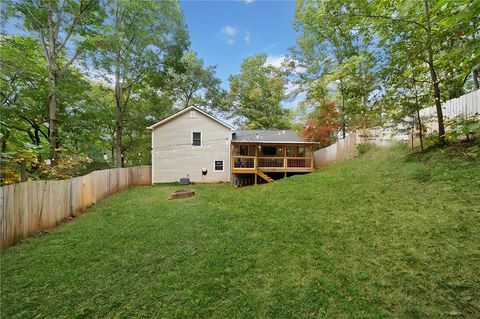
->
xmin=150 ymin=127 xmax=154 ymax=185
xmin=228 ymin=130 xmax=233 ymax=183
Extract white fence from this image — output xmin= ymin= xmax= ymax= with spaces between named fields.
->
xmin=420 ymin=90 xmax=480 ymax=133
xmin=419 ymin=90 xmax=479 ymax=119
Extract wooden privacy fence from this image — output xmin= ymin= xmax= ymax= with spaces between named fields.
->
xmin=0 ymin=166 xmax=151 ymax=251
xmin=314 ymin=133 xmax=359 ymax=168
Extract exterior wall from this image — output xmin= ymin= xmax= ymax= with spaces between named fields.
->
xmin=152 ymin=110 xmax=231 ymax=183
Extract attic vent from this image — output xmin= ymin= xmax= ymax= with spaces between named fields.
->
xmin=190 ymin=110 xmax=196 ymax=118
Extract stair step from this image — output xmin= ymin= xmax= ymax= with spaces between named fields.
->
xmin=257 ymin=171 xmax=274 ymax=183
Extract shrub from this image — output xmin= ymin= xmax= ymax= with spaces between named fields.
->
xmin=445 ymin=115 xmax=480 ymax=141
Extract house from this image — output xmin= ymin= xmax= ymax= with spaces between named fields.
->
xmin=148 ymin=106 xmax=318 ymax=185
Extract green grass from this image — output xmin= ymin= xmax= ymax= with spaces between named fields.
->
xmin=1 ymin=145 xmax=479 ymax=318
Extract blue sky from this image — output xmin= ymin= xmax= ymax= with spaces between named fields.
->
xmin=180 ymin=0 xmax=298 ymax=89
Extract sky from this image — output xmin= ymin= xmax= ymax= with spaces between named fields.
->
xmin=180 ymin=0 xmax=298 ymax=90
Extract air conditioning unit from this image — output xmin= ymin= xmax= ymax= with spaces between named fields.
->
xmin=179 ymin=176 xmax=190 ymax=185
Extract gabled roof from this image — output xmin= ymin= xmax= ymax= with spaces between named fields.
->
xmin=232 ymin=130 xmax=319 ymax=144
xmin=147 ymin=105 xmax=234 ymax=130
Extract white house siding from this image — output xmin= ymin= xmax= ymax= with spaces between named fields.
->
xmin=152 ymin=110 xmax=231 ymax=183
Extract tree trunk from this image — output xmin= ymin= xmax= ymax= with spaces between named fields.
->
xmin=114 ymin=72 xmax=124 ymax=168
xmin=114 ymin=44 xmax=126 ymax=168
xmin=1 ymin=129 xmax=9 ymax=152
xmin=114 ymin=119 xmax=123 ymax=167
xmin=417 ymin=109 xmax=424 ymax=152
xmin=340 ymin=91 xmax=346 ymax=139
xmin=411 ymin=115 xmax=415 ymax=150
xmin=20 ymin=158 xmax=27 ymax=183
xmin=423 ymin=0 xmax=445 ymax=144
xmin=473 ymin=67 xmax=479 ymax=90
xmin=48 ymin=72 xmax=58 ymax=161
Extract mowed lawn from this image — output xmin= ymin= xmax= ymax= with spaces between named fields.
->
xmin=1 ymin=145 xmax=479 ymax=318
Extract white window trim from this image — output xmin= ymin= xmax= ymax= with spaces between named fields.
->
xmin=192 ymin=131 xmax=202 ymax=147
xmin=213 ymin=160 xmax=224 ymax=172
xmin=189 ymin=110 xmax=196 ymax=117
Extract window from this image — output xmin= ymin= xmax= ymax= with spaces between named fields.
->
xmin=192 ymin=132 xmax=201 ymax=146
xmin=214 ymin=160 xmax=224 ymax=171
xmin=189 ymin=110 xmax=196 ymax=117
xmin=239 ymin=145 xmax=249 ymax=156
xmin=262 ymin=147 xmax=277 ymax=156
xmin=285 ymin=146 xmax=292 ymax=157
xmin=297 ymin=146 xmax=306 ymax=157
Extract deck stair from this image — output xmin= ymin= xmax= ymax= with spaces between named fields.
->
xmin=257 ymin=171 xmax=274 ymax=183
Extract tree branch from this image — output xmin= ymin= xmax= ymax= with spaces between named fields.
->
xmin=56 ymin=0 xmax=97 ymax=54
xmin=346 ymin=12 xmax=427 ymax=31
xmin=58 ymin=48 xmax=84 ymax=76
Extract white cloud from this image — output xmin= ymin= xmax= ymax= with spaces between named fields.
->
xmin=221 ymin=25 xmax=238 ymax=44
xmin=265 ymin=55 xmax=286 ymax=68
xmin=244 ymin=31 xmax=251 ymax=44
xmin=244 ymin=0 xmax=255 ymax=4
xmin=221 ymin=25 xmax=238 ymax=37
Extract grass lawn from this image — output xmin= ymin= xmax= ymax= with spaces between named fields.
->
xmin=1 ymin=145 xmax=479 ymax=318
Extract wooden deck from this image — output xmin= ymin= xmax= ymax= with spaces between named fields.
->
xmin=231 ymin=156 xmax=314 ymax=173
xmin=230 ymin=143 xmax=315 ymax=184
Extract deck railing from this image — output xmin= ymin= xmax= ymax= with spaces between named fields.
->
xmin=258 ymin=157 xmax=284 ymax=168
xmin=287 ymin=157 xmax=312 ymax=168
xmin=232 ymin=156 xmax=313 ymax=170
xmin=233 ymin=156 xmax=256 ymax=169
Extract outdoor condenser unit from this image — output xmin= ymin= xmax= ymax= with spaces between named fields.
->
xmin=179 ymin=176 xmax=190 ymax=185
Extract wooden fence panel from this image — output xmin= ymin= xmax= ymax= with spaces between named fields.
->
xmin=0 ymin=166 xmax=151 ymax=251
xmin=314 ymin=133 xmax=359 ymax=168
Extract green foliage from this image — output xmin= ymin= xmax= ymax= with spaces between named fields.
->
xmin=292 ymin=0 xmax=381 ymax=135
xmin=445 ymin=115 xmax=480 ymax=141
xmin=228 ymin=53 xmax=291 ymax=129
xmin=292 ymin=0 xmax=479 ymax=144
xmin=2 ymin=146 xmax=479 ymax=317
xmin=165 ymin=51 xmax=226 ymax=110
xmin=90 ymin=0 xmax=189 ymax=167
xmin=7 ymin=0 xmax=106 ymax=158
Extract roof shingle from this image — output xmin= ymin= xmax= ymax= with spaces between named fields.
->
xmin=232 ymin=130 xmax=315 ymax=143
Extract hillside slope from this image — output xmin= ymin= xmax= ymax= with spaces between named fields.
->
xmin=2 ymin=145 xmax=479 ymax=318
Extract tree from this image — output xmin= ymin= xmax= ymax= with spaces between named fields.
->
xmin=166 ymin=51 xmax=225 ymax=110
xmin=8 ymin=0 xmax=104 ymax=161
xmin=300 ymin=101 xmax=340 ymax=147
xmin=228 ymin=53 xmax=291 ymax=129
xmin=1 ymin=35 xmax=91 ymax=156
xmin=292 ymin=0 xmax=379 ymax=138
xmin=1 ymin=35 xmax=49 ymax=149
xmin=345 ymin=0 xmax=479 ymax=143
xmin=91 ymin=0 xmax=188 ymax=167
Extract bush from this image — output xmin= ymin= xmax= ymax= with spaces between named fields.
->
xmin=445 ymin=115 xmax=480 ymax=141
